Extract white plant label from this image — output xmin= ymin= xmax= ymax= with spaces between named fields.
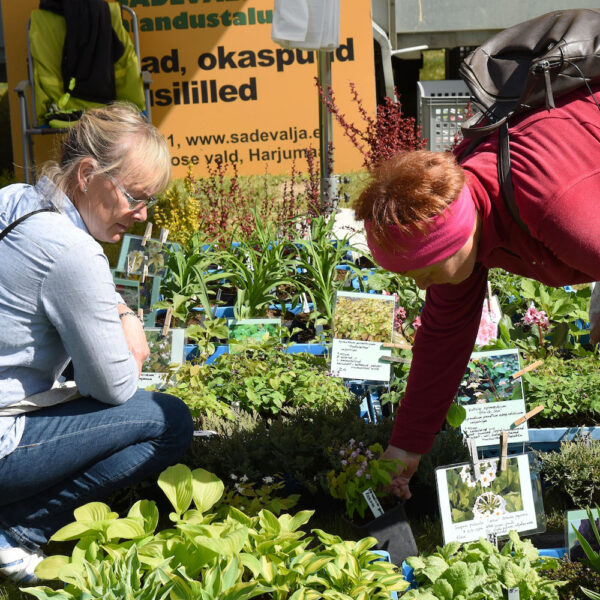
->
xmin=363 ymin=487 xmax=384 ymax=518
xmin=508 ymin=588 xmax=520 ymax=600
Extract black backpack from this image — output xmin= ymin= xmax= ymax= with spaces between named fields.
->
xmin=457 ymin=9 xmax=600 ymax=234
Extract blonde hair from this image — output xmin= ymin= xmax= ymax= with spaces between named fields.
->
xmin=40 ymin=103 xmax=171 ymax=201
xmin=354 ymin=150 xmax=465 ymax=245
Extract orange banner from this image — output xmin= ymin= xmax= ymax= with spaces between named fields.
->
xmin=3 ymin=0 xmax=375 ymax=180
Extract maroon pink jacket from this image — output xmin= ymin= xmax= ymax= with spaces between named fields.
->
xmin=390 ymin=85 xmax=600 ymax=454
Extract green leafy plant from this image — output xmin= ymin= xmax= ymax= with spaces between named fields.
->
xmin=215 ymin=213 xmax=299 ymax=319
xmin=404 ymin=531 xmax=565 ymax=599
xmin=326 ymin=440 xmax=403 ymax=520
xmin=293 ymin=214 xmax=363 ymax=332
xmin=522 ymin=355 xmax=600 ymax=426
xmin=163 ymin=345 xmax=355 ymax=420
xmin=24 ymin=464 xmax=408 ymax=600
xmin=186 ymin=404 xmax=394 ymax=497
xmin=540 ymin=557 xmax=600 ymax=600
xmin=157 ymin=231 xmax=234 ymax=323
xmin=537 ymin=435 xmax=600 ymax=508
xmin=186 ymin=318 xmax=229 ymax=363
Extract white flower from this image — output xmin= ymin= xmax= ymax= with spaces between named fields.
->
xmin=472 ymin=492 xmax=507 ymax=520
xmin=234 ymin=483 xmax=245 ymax=494
xmin=239 ymin=475 xmax=249 ymax=483
xmin=459 ymin=465 xmax=477 ymax=488
xmin=229 ymin=474 xmax=238 ymax=480
xmin=262 ymin=476 xmax=274 ymax=484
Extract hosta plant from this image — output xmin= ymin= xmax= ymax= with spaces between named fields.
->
xmin=404 ymin=531 xmax=564 ymax=599
xmin=24 ymin=464 xmax=408 ymax=600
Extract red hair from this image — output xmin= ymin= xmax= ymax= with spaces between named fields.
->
xmin=354 ymin=150 xmax=465 ymax=245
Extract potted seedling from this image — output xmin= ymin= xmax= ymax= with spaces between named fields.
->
xmin=326 ymin=439 xmax=418 ymax=565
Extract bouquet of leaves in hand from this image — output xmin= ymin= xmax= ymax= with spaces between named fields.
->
xmin=326 ymin=440 xmax=404 ymax=521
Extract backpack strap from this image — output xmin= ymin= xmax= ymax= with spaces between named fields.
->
xmin=497 ymin=124 xmax=530 ymax=235
xmin=0 ymin=208 xmax=57 ymax=243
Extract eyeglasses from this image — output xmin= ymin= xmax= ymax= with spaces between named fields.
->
xmin=106 ymin=173 xmax=157 ymax=211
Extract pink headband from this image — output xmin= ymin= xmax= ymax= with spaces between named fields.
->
xmin=365 ymin=184 xmax=475 ymax=272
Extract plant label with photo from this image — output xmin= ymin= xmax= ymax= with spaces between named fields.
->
xmin=456 ymin=349 xmax=529 ymax=446
xmin=435 ymin=453 xmax=544 ymax=544
xmin=139 ymin=328 xmax=186 ymax=389
xmin=330 ymin=291 xmax=395 ymax=381
xmin=117 ymin=234 xmax=172 ymax=279
xmin=362 ymin=487 xmax=384 ymax=518
xmin=113 ymin=276 xmax=140 ymax=310
xmin=227 ymin=318 xmax=281 ymax=352
xmin=566 ymin=507 xmax=600 ymax=561
xmin=508 ymin=588 xmax=520 ymax=600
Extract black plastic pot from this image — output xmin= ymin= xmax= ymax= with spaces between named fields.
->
xmin=348 ymin=502 xmax=418 ymax=566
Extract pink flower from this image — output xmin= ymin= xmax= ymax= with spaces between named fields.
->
xmin=393 ymin=306 xmax=407 ymax=331
xmin=523 ymin=305 xmax=550 ymax=332
xmin=412 ymin=316 xmax=422 ymax=331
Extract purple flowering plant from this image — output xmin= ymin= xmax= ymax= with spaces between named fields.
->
xmin=326 ymin=440 xmax=404 ymax=520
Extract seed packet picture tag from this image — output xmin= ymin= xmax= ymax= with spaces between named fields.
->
xmin=330 ymin=291 xmax=395 ymax=381
xmin=435 ymin=453 xmax=543 ymax=544
xmin=139 ymin=328 xmax=185 ymax=388
xmin=456 ymin=349 xmax=528 ymax=446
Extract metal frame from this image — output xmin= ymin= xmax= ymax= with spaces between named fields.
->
xmin=14 ymin=3 xmax=152 ymax=184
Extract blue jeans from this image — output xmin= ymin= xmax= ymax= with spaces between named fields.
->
xmin=0 ymin=391 xmax=193 ymax=550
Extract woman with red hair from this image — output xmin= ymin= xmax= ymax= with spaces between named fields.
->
xmin=355 ymin=85 xmax=600 ymax=498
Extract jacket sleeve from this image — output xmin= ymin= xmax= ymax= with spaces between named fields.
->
xmin=389 ymin=262 xmax=488 ymax=454
xmin=41 ymin=239 xmax=139 ymax=405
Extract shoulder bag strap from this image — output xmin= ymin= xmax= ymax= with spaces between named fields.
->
xmin=0 ymin=207 xmax=57 ymax=243
xmin=497 ymin=123 xmax=530 ymax=235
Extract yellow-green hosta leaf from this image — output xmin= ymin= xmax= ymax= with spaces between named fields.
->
xmin=258 ymin=510 xmax=281 ymax=534
xmin=127 ymin=500 xmax=159 ymax=534
xmin=106 ymin=517 xmax=146 ymax=540
xmin=158 ymin=464 xmax=193 ymax=515
xmin=354 ymin=538 xmax=377 ymax=555
xmin=49 ymin=521 xmax=97 ymax=541
xmin=260 ymin=554 xmax=275 ymax=584
xmin=240 ymin=553 xmax=262 ymax=578
xmin=16 ymin=586 xmax=72 ymax=599
xmin=191 ymin=468 xmax=224 ymax=512
xmin=32 ymin=555 xmax=70 ymax=580
xmin=304 ymin=556 xmax=334 ymax=575
xmin=287 ymin=510 xmax=314 ymax=532
xmin=73 ymin=502 xmax=116 ymax=522
xmin=194 ymin=526 xmax=249 ymax=556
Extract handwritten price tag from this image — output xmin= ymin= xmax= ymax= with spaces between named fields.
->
xmin=362 ymin=487 xmax=384 ymax=518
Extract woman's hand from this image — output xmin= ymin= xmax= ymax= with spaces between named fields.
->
xmin=382 ymin=445 xmax=422 ymax=500
xmin=117 ymin=305 xmax=149 ymax=374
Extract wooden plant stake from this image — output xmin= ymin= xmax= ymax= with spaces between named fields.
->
xmin=510 ymin=405 xmax=544 ymax=429
xmin=159 ymin=227 xmax=169 ymax=245
xmin=382 ymin=341 xmax=413 ymax=350
xmin=511 ymin=359 xmax=543 ymax=379
xmin=499 ymin=431 xmax=508 ymax=472
xmin=137 ymin=307 xmax=144 ymax=321
xmin=380 ymin=355 xmax=411 ymax=365
xmin=162 ymin=307 xmax=173 ymax=337
xmin=141 ymin=222 xmax=152 ymax=247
